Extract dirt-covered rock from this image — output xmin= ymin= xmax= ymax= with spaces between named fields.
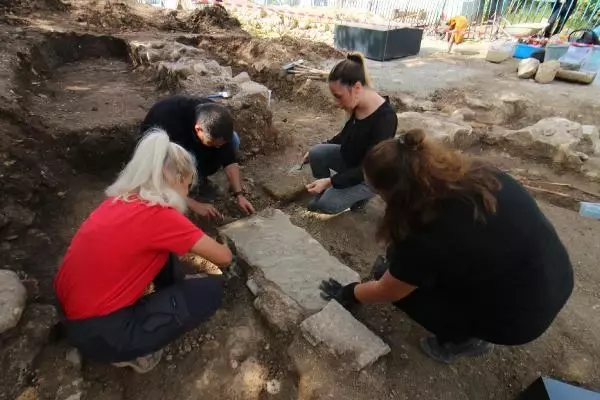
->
xmin=0 ymin=270 xmax=27 ymax=334
xmin=0 ymin=304 xmax=58 ymax=399
xmin=396 ymin=112 xmax=476 ymax=149
xmin=502 ymin=117 xmax=600 ymax=169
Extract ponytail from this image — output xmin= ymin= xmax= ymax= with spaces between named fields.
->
xmin=106 ymin=128 xmax=197 ymax=213
xmin=328 ymin=51 xmax=371 ymax=87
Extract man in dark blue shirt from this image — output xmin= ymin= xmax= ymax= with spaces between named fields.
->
xmin=141 ymin=95 xmax=255 ymax=218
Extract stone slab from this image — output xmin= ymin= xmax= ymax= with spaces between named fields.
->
xmin=300 ymin=301 xmax=391 ymax=370
xmin=260 ymin=166 xmax=314 ymax=201
xmin=220 ymin=209 xmax=360 ymax=312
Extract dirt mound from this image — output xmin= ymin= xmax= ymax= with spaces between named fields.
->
xmin=186 ymin=6 xmax=241 ymax=32
xmin=157 ymin=6 xmax=243 ymax=33
xmin=0 ymin=0 xmax=68 ymax=13
xmin=75 ymin=2 xmax=147 ymax=32
xmin=229 ymin=93 xmax=282 ymax=155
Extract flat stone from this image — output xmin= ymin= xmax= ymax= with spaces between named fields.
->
xmin=300 ymin=301 xmax=391 ymax=370
xmin=0 ymin=269 xmax=27 ymax=334
xmin=260 ymin=165 xmax=313 ymax=201
xmin=220 ymin=209 xmax=360 ymax=313
xmin=396 ymin=112 xmax=475 ymax=149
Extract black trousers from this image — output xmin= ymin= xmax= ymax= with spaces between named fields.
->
xmin=62 ymin=254 xmax=223 ymax=363
xmin=372 ymin=259 xmax=567 ymax=346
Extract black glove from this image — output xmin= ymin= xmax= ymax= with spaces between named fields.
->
xmin=319 ymin=278 xmax=360 ymax=309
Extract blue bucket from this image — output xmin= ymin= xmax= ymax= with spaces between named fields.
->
xmin=513 ymin=43 xmax=542 ymax=59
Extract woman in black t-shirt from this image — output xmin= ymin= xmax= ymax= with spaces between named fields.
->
xmin=302 ymin=52 xmax=398 ymax=214
xmin=320 ymin=129 xmax=573 ymax=363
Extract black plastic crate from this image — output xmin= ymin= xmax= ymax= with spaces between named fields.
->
xmin=334 ymin=23 xmax=423 ymax=61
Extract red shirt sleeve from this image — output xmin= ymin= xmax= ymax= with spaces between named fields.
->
xmin=150 ymin=206 xmax=205 ymax=255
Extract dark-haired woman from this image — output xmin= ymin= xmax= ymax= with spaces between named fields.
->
xmin=320 ymin=129 xmax=573 ymax=363
xmin=303 ymin=53 xmax=398 ymax=214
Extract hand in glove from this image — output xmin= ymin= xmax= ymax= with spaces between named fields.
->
xmin=319 ymin=278 xmax=360 ymax=309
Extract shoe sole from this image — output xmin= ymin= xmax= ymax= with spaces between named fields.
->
xmin=112 ymin=350 xmax=163 ymax=374
xmin=419 ymin=338 xmax=493 ymax=364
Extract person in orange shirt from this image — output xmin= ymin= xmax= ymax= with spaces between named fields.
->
xmin=446 ymin=15 xmax=469 ymax=53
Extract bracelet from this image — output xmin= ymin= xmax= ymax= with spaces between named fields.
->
xmin=231 ymin=190 xmax=244 ymax=198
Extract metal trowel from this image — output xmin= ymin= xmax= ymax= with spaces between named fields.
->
xmin=287 ymin=158 xmax=309 ymax=174
xmin=206 ymin=91 xmax=231 ymax=100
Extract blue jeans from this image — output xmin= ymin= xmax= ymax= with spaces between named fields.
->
xmin=307 ymin=143 xmax=374 ymax=214
xmin=232 ymin=131 xmax=240 ymax=150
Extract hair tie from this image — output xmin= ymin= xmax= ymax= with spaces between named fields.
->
xmin=396 ymin=135 xmax=419 ymax=151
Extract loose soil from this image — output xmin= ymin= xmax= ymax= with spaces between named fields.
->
xmin=1 ymin=1 xmax=600 ymax=400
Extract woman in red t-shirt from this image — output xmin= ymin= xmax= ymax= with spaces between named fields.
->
xmin=54 ymin=128 xmax=232 ymax=373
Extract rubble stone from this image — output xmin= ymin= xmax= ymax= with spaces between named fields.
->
xmin=220 ymin=209 xmax=360 ymax=313
xmin=232 ymin=71 xmax=251 ymax=84
xmin=300 ymin=301 xmax=391 ymax=370
xmin=535 ymin=60 xmax=560 ymax=84
xmin=0 ymin=270 xmax=27 ymax=334
xmin=396 ymin=112 xmax=475 ymax=149
xmin=503 ymin=118 xmax=600 ymax=169
xmin=556 ymin=69 xmax=597 ymax=84
xmin=517 ymin=58 xmax=540 ymax=79
xmin=234 ymin=81 xmax=269 ymax=100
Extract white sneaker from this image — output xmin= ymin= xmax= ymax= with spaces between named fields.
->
xmin=112 ymin=349 xmax=163 ymax=374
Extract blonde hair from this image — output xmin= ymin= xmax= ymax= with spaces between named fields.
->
xmin=106 ymin=128 xmax=197 ymax=213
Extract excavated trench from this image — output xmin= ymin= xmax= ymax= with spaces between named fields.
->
xmin=1 ymin=31 xmax=309 ymax=400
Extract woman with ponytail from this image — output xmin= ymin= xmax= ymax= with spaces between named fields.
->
xmin=319 ymin=129 xmax=573 ymax=363
xmin=54 ymin=128 xmax=232 ymax=373
xmin=303 ymin=52 xmax=398 ymax=214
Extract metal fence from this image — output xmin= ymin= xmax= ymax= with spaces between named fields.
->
xmin=253 ymin=0 xmax=600 ymax=34
xmin=140 ymin=0 xmax=600 ymax=38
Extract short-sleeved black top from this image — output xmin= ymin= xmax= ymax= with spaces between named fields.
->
xmin=140 ymin=95 xmax=236 ymax=176
xmin=387 ymin=172 xmax=573 ymax=333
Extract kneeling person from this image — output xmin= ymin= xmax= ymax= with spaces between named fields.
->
xmin=54 ymin=129 xmax=232 ymax=373
xmin=141 ymin=95 xmax=255 ymax=218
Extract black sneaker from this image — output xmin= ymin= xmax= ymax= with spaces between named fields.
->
xmin=420 ymin=337 xmax=493 ymax=364
xmin=350 ymin=198 xmax=369 ymax=213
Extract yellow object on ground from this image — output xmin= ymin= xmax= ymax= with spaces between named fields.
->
xmin=448 ymin=15 xmax=469 ymax=44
